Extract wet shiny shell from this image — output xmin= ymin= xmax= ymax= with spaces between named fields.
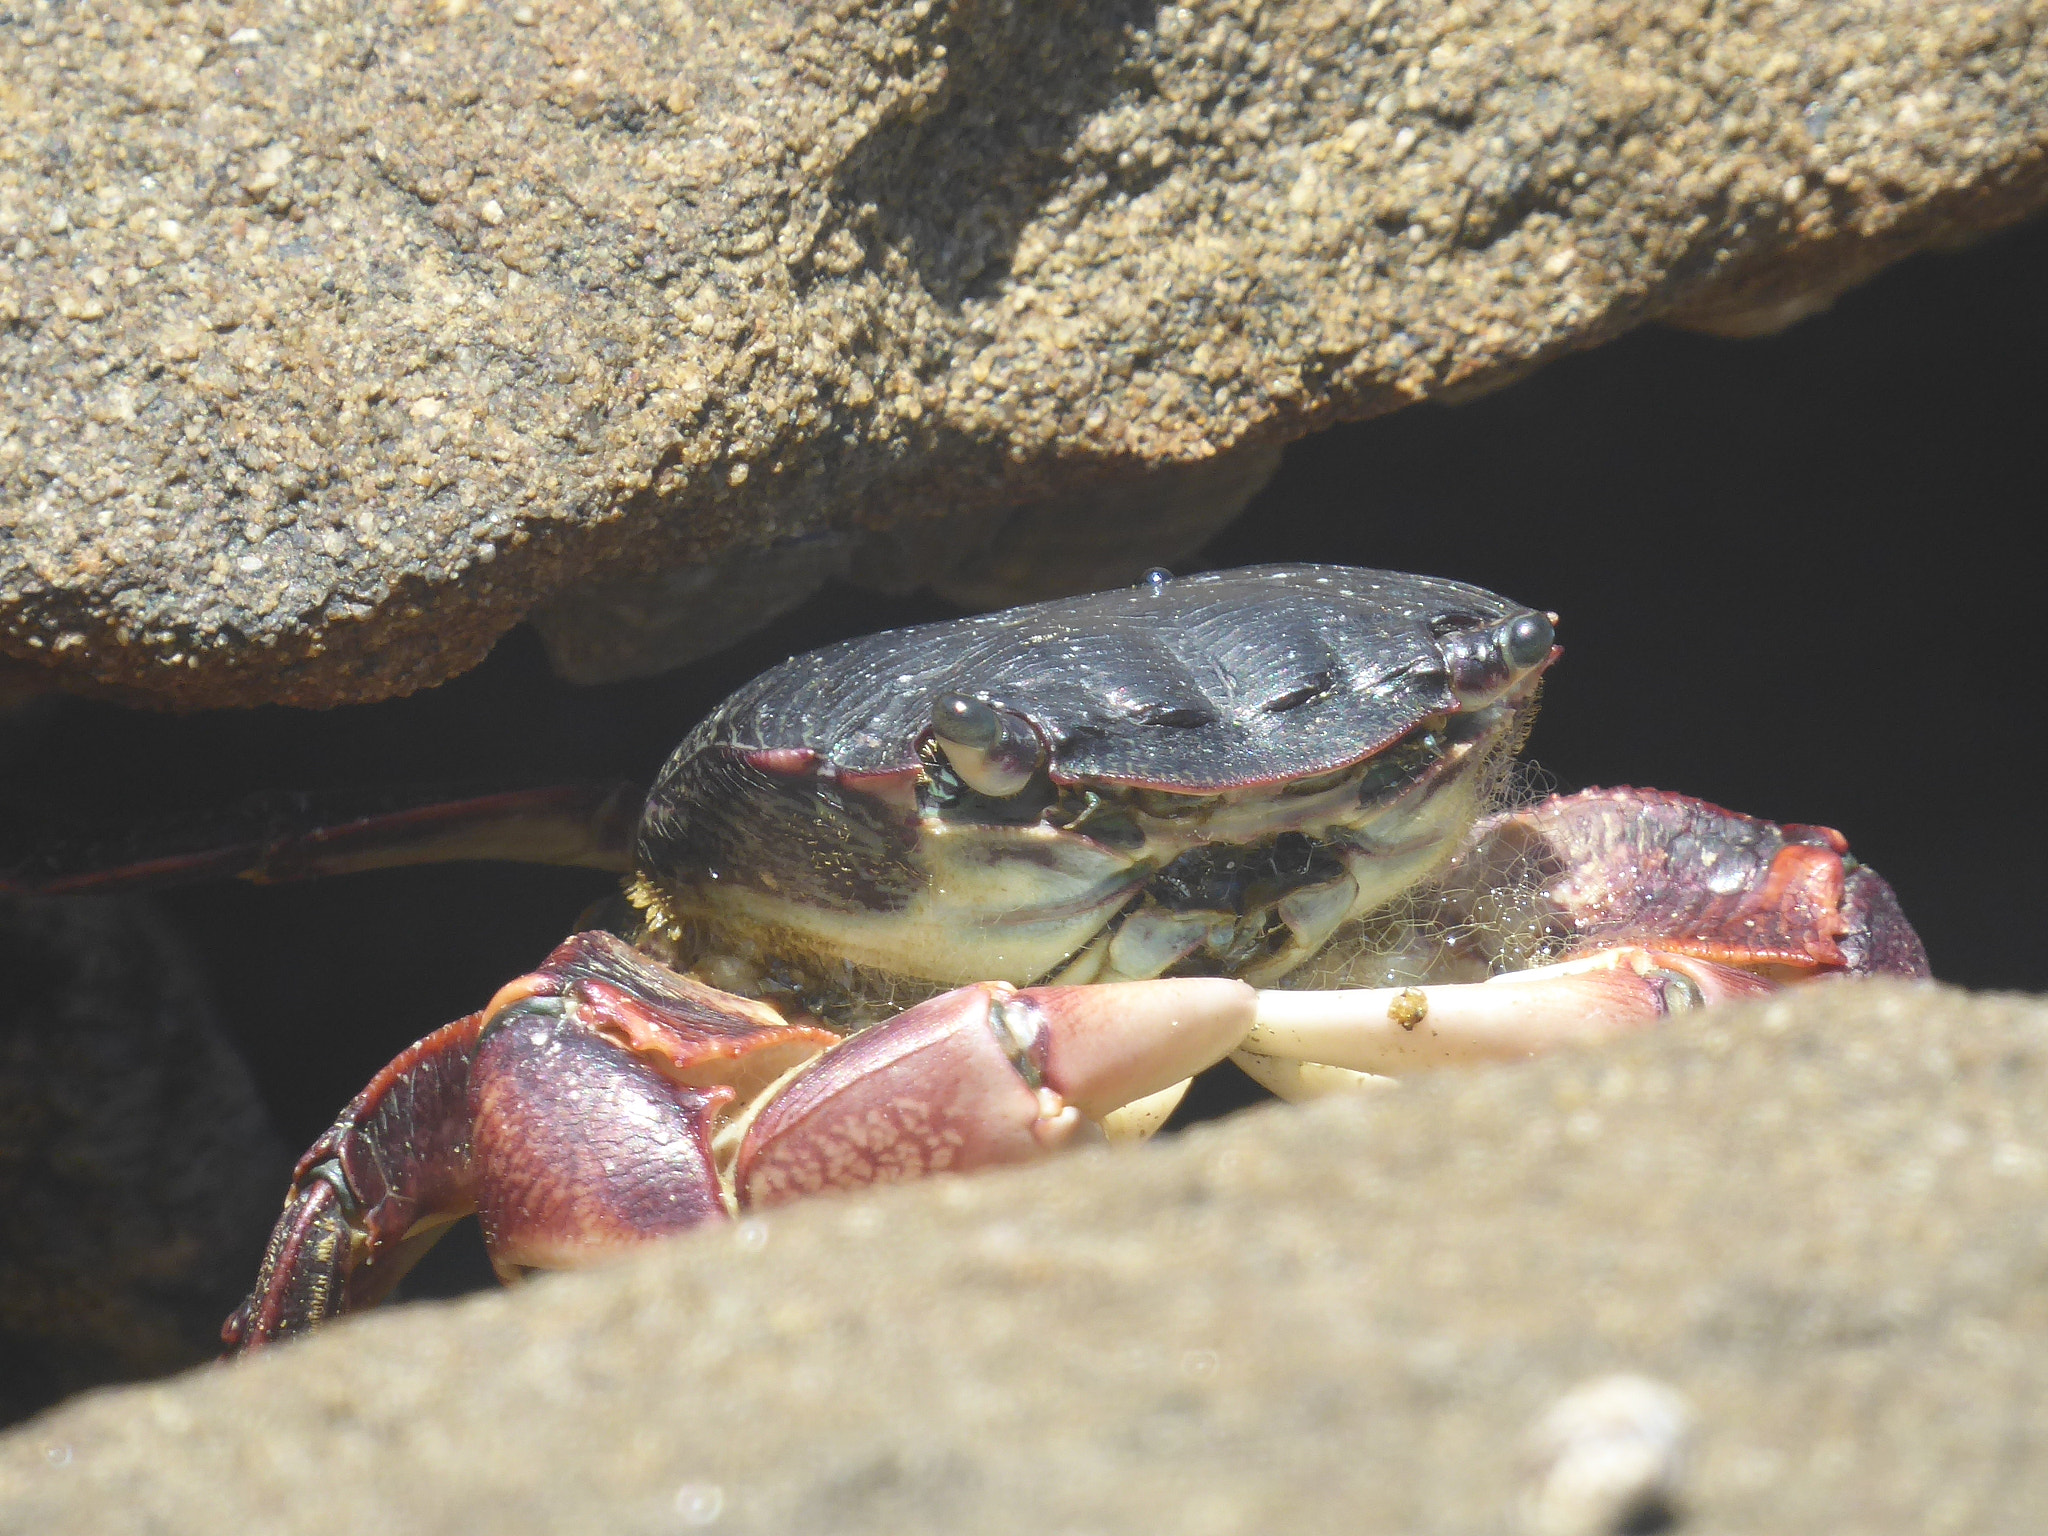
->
xmin=634 ymin=565 xmax=1540 ymax=922
xmin=661 ymin=564 xmax=1534 ymax=795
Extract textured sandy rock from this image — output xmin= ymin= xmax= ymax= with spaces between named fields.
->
xmin=2 ymin=1 xmax=2045 ymax=705
xmin=4 ymin=980 xmax=2046 ymax=1533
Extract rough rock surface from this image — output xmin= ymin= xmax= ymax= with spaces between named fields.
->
xmin=0 ymin=896 xmax=288 ymax=1426
xmin=5 ymin=980 xmax=2046 ymax=1533
xmin=4 ymin=1 xmax=2046 ymax=705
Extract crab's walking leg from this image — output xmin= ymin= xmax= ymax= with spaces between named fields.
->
xmin=4 ymin=781 xmax=640 ymax=896
xmin=223 ymin=1007 xmax=743 ymax=1349
xmin=224 ymin=1011 xmax=489 ymax=1348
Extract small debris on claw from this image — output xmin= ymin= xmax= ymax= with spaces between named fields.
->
xmin=1388 ymin=987 xmax=1429 ymax=1030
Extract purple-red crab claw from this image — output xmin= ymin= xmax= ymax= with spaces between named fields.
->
xmin=223 ymin=937 xmax=1254 ymax=1349
xmin=1233 ymin=785 xmax=1929 ymax=1096
xmin=224 ymin=786 xmax=1925 ymax=1352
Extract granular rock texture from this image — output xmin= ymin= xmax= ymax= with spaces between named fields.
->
xmin=5 ymin=981 xmax=2047 ymax=1533
xmin=4 ymin=1 xmax=2046 ymax=705
xmin=0 ymin=896 xmax=287 ymax=1426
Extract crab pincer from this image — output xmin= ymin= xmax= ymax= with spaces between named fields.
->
xmin=1232 ymin=788 xmax=1928 ymax=1097
xmin=225 ymin=935 xmax=1251 ymax=1349
xmin=734 ymin=976 xmax=1252 ymax=1204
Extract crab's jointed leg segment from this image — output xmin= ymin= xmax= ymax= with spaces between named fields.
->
xmin=223 ymin=994 xmax=747 ymax=1350
xmin=223 ymin=1010 xmax=490 ymax=1348
xmin=1475 ymin=787 xmax=1930 ymax=979
xmin=4 ymin=781 xmax=641 ymax=897
xmin=1234 ymin=948 xmax=1773 ymax=1097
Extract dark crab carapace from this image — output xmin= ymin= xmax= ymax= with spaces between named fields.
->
xmin=630 ymin=565 xmax=1559 ymax=1006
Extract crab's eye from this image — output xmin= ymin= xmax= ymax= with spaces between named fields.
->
xmin=933 ymin=693 xmax=1004 ymax=751
xmin=930 ymin=693 xmax=1043 ymax=798
xmin=1503 ymin=612 xmax=1555 ymax=671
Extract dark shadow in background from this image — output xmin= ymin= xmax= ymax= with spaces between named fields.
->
xmin=4 ymin=215 xmax=2043 ymax=1309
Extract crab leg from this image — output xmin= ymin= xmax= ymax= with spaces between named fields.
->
xmin=224 ymin=1010 xmax=490 ymax=1348
xmin=225 ymin=1006 xmax=756 ymax=1349
xmin=5 ymin=781 xmax=640 ymax=896
xmin=1232 ymin=948 xmax=1774 ymax=1099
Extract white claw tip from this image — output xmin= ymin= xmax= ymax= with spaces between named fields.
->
xmin=1029 ymin=1093 xmax=1091 ymax=1151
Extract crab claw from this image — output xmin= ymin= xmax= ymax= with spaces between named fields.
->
xmin=1021 ymin=978 xmax=1258 ymax=1119
xmin=1234 ymin=947 xmax=1775 ymax=1097
xmin=734 ymin=977 xmax=1254 ymax=1208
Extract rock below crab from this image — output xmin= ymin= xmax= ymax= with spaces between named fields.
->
xmin=17 ymin=565 xmax=1923 ymax=1347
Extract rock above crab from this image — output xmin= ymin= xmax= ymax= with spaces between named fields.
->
xmin=6 ymin=982 xmax=2044 ymax=1534
xmin=5 ymin=1 xmax=2048 ymax=704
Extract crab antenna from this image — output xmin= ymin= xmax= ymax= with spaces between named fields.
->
xmin=930 ymin=693 xmax=1043 ymax=798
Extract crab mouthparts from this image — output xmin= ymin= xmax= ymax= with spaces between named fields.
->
xmin=1040 ymin=702 xmax=1526 ymax=990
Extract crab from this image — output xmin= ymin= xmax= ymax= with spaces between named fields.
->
xmin=23 ymin=563 xmax=1927 ymax=1349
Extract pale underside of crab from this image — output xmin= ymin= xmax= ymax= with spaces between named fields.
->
xmin=87 ymin=564 xmax=1915 ymax=1351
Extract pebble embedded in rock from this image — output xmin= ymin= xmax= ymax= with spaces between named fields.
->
xmin=1520 ymin=1374 xmax=1694 ymax=1536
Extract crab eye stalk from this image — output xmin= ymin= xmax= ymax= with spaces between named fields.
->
xmin=930 ymin=693 xmax=1045 ymax=798
xmin=1442 ymin=609 xmax=1557 ymax=706
xmin=1503 ymin=612 xmax=1555 ymax=672
xmin=933 ymin=693 xmax=1004 ymax=752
